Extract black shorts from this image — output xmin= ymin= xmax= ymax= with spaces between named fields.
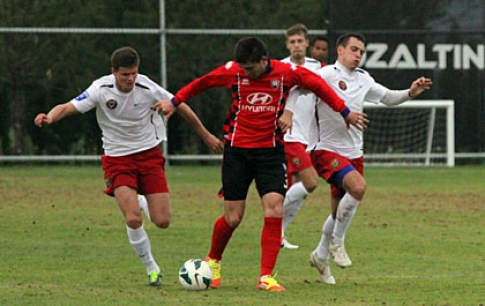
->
xmin=222 ymin=145 xmax=287 ymax=201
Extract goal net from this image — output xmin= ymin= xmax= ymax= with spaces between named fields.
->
xmin=363 ymin=100 xmax=455 ymax=167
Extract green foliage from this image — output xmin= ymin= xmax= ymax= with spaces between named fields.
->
xmin=1 ymin=165 xmax=484 ymax=305
xmin=1 ymin=0 xmax=484 ymax=156
xmin=165 ymin=0 xmax=327 ymax=29
xmin=0 ymin=0 xmax=330 ymax=156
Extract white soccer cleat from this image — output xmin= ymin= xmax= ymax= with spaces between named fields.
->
xmin=137 ymin=194 xmax=151 ymax=221
xmin=309 ymin=251 xmax=336 ymax=284
xmin=329 ymin=242 xmax=352 ymax=268
xmin=280 ymin=237 xmax=299 ymax=249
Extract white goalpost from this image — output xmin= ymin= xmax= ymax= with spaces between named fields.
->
xmin=363 ymin=100 xmax=455 ymax=167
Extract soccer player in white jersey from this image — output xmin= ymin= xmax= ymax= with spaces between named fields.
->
xmin=308 ymin=33 xmax=432 ymax=284
xmin=34 ymin=46 xmax=223 ymax=287
xmin=280 ymin=24 xmax=322 ymax=249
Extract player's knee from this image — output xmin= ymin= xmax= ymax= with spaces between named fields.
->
xmin=263 ymin=202 xmax=284 ymax=218
xmin=304 ymin=178 xmax=319 ymax=193
xmin=152 ymin=215 xmax=171 ymax=229
xmin=349 ymin=183 xmax=366 ymax=200
xmin=126 ymin=214 xmax=143 ymax=229
xmin=225 ymin=215 xmax=242 ymax=228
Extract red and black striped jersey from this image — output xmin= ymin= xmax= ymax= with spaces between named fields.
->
xmin=172 ymin=59 xmax=346 ymax=148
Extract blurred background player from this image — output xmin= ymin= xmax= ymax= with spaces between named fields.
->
xmin=280 ymin=24 xmax=321 ymax=249
xmin=155 ymin=37 xmax=365 ymax=292
xmin=308 ymin=32 xmax=432 ymax=284
xmin=34 ymin=46 xmax=222 ymax=287
xmin=310 ymin=35 xmax=329 ymax=66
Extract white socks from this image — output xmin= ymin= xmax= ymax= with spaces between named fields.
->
xmin=315 ymin=214 xmax=335 ymax=261
xmin=332 ymin=193 xmax=359 ymax=246
xmin=127 ymin=225 xmax=159 ymax=274
xmin=282 ymin=182 xmax=309 ymax=234
xmin=314 ymin=193 xmax=360 ymax=260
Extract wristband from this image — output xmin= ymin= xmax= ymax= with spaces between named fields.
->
xmin=171 ymin=97 xmax=179 ymax=107
xmin=340 ymin=107 xmax=351 ymax=117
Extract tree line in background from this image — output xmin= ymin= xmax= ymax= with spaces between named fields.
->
xmin=1 ymin=0 xmax=482 ymax=157
xmin=0 ymin=0 xmax=327 ymax=156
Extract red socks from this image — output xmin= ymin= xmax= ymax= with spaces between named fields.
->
xmin=260 ymin=217 xmax=282 ymax=277
xmin=207 ymin=215 xmax=235 ymax=260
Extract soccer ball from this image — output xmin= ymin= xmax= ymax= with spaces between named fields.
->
xmin=178 ymin=259 xmax=213 ymax=290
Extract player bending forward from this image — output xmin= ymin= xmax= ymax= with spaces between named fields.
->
xmin=155 ymin=37 xmax=366 ymax=291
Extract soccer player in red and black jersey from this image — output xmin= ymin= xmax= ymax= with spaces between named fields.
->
xmin=155 ymin=37 xmax=366 ymax=291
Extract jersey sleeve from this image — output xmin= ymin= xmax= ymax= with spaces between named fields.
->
xmin=148 ymin=78 xmax=174 ymax=102
xmin=173 ymin=61 xmax=237 ymax=104
xmin=293 ymin=65 xmax=347 ymax=114
xmin=364 ymin=79 xmax=388 ymax=104
xmin=70 ymin=82 xmax=99 ymax=113
xmin=284 ymin=86 xmax=300 ymax=113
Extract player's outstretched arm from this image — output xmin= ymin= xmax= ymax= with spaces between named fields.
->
xmin=409 ymin=77 xmax=432 ymax=98
xmin=34 ymin=102 xmax=79 ymax=127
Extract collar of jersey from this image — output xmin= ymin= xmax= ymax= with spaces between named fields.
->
xmin=335 ymin=60 xmax=354 ymax=76
xmin=264 ymin=59 xmax=273 ymax=74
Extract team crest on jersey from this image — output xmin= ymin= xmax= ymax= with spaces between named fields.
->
xmin=270 ymin=79 xmax=280 ymax=89
xmin=330 ymin=158 xmax=341 ymax=169
xmin=292 ymin=156 xmax=301 ymax=167
xmin=338 ymin=80 xmax=347 ymax=91
xmin=106 ymin=99 xmax=118 ymax=110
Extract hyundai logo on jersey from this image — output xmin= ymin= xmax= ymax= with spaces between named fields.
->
xmin=246 ymin=93 xmax=273 ymax=105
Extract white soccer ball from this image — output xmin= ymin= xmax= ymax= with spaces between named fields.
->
xmin=178 ymin=259 xmax=213 ymax=291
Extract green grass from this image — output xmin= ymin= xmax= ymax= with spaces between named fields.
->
xmin=1 ymin=165 xmax=484 ymax=306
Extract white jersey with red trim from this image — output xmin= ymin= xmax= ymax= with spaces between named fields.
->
xmin=71 ymin=74 xmax=173 ymax=157
xmin=281 ymin=57 xmax=321 ymax=145
xmin=313 ymin=61 xmax=388 ymax=159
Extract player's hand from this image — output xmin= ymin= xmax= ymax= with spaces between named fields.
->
xmin=34 ymin=113 xmax=52 ymax=127
xmin=345 ymin=111 xmax=368 ymax=132
xmin=278 ymin=109 xmax=293 ymax=134
xmin=409 ymin=77 xmax=432 ymax=98
xmin=203 ymin=134 xmax=224 ymax=153
xmin=153 ymin=99 xmax=176 ymax=120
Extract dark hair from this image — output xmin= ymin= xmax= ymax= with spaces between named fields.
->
xmin=286 ymin=23 xmax=308 ymax=39
xmin=111 ymin=46 xmax=140 ymax=70
xmin=310 ymin=35 xmax=329 ymax=47
xmin=336 ymin=32 xmax=366 ymax=48
xmin=234 ymin=37 xmax=269 ymax=64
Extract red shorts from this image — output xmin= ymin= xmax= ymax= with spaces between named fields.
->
xmin=285 ymin=141 xmax=313 ymax=171
xmin=101 ymin=146 xmax=168 ymax=196
xmin=311 ymin=150 xmax=363 ymax=198
xmin=284 ymin=142 xmax=313 ymax=187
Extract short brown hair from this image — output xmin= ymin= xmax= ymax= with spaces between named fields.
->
xmin=111 ymin=46 xmax=140 ymax=70
xmin=336 ymin=33 xmax=366 ymax=48
xmin=286 ymin=23 xmax=308 ymax=39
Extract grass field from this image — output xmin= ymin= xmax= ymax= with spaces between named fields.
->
xmin=1 ymin=165 xmax=484 ymax=306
